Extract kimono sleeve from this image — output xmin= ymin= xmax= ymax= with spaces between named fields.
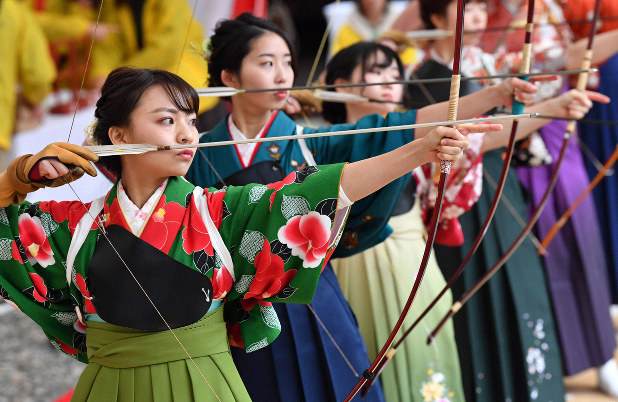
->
xmin=213 ymin=164 xmax=349 ymax=351
xmin=0 ymin=201 xmax=91 ymax=363
xmin=304 ymin=110 xmax=418 ymax=257
xmin=304 ymin=110 xmax=417 ymax=164
xmin=416 ymin=131 xmax=485 ymax=246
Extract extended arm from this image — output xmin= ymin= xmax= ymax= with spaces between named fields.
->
xmin=415 ymin=77 xmax=538 ymax=137
xmin=480 ymin=89 xmax=610 ymax=152
xmin=341 ymin=123 xmax=501 ymax=202
xmin=565 ymin=30 xmax=618 ymax=70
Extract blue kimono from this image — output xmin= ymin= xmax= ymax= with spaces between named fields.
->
xmin=186 ymin=110 xmax=417 ymax=402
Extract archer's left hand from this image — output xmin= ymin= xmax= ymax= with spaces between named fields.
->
xmin=552 ymin=89 xmax=610 ymax=119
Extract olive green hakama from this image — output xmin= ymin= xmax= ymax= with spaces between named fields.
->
xmin=72 ymin=308 xmax=249 ymax=402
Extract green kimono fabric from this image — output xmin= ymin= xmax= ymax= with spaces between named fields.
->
xmin=0 ymin=164 xmax=347 ymax=364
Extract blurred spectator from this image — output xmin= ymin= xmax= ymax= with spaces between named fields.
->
xmin=391 ymin=0 xmax=424 ymax=31
xmin=27 ymin=1 xmax=117 ymax=113
xmin=327 ymin=0 xmax=419 ymax=65
xmin=0 ymin=0 xmax=56 ymax=170
xmin=561 ymin=0 xmax=618 ymax=41
xmin=89 ymin=0 xmax=217 ymax=113
xmin=28 ymin=0 xmax=116 ymax=43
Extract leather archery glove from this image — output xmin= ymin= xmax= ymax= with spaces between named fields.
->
xmin=0 ymin=143 xmax=99 ymax=206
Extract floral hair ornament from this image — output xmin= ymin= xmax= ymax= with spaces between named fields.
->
xmin=83 ymin=118 xmax=99 ymax=144
xmin=189 ymin=39 xmax=213 ymax=62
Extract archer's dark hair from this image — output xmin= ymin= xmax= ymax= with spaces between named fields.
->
xmin=92 ymin=67 xmax=199 ymax=175
xmin=322 ymin=42 xmax=409 ymax=124
xmin=420 ymin=0 xmax=487 ymax=29
xmin=208 ymin=13 xmax=297 ymax=88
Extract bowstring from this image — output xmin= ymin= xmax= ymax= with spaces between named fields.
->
xmin=64 ymin=178 xmax=220 ymax=401
xmin=61 ymin=0 xmax=221 ymax=399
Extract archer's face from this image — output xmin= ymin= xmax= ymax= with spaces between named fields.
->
xmin=228 ymin=32 xmax=295 ymax=112
xmin=345 ymin=53 xmax=404 ymax=118
xmin=114 ymin=85 xmax=198 ymax=178
xmin=463 ymin=1 xmax=488 ymax=45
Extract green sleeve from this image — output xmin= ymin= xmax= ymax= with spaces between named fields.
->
xmin=217 ymin=164 xmax=348 ymax=351
xmin=0 ymin=201 xmax=91 ymax=363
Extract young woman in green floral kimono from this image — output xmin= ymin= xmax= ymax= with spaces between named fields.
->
xmin=0 ymin=66 xmax=498 ymax=401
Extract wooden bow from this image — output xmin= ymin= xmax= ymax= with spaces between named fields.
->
xmin=427 ymin=0 xmax=604 ymax=342
xmin=356 ymin=1 xmax=538 ymax=392
xmin=343 ymin=0 xmax=467 ymax=399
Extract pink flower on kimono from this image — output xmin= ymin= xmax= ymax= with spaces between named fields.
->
xmin=277 ymin=211 xmax=331 ymax=268
xmin=75 ymin=273 xmax=96 ymax=314
xmin=13 ymin=214 xmax=55 ymax=267
xmin=267 ymin=172 xmax=296 ymax=208
xmin=212 ymin=267 xmax=234 ymax=299
xmin=141 ymin=197 xmax=186 ymax=252
xmin=241 ymin=239 xmax=297 ymax=311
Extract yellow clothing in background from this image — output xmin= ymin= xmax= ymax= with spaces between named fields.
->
xmin=91 ymin=0 xmax=217 ymax=113
xmin=0 ymin=0 xmax=56 ymax=150
xmin=28 ymin=0 xmax=93 ymax=42
xmin=331 ymin=5 xmax=418 ymax=66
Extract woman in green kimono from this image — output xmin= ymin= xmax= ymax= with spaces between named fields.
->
xmin=185 ymin=13 xmax=541 ymax=402
xmin=0 ymin=66 xmax=487 ymax=401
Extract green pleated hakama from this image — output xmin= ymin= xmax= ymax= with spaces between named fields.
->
xmin=71 ymin=308 xmax=250 ymax=402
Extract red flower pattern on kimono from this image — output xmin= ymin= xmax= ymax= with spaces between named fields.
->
xmin=13 ymin=214 xmax=55 ymax=267
xmin=141 ymin=197 xmax=186 ymax=252
xmin=28 ymin=273 xmax=49 ymax=303
xmin=38 ymin=200 xmax=91 ymax=234
xmin=267 ymin=172 xmax=296 ymax=208
xmin=212 ymin=266 xmax=234 ymax=299
xmin=241 ymin=239 xmax=297 ymax=311
xmin=181 ymin=203 xmax=215 ymax=255
xmin=75 ymin=273 xmax=96 ymax=314
xmin=105 ymin=200 xmax=131 ymax=232
xmin=227 ymin=322 xmax=245 ymax=348
xmin=56 ymin=338 xmax=79 ymax=355
xmin=278 ymin=211 xmax=331 ymax=268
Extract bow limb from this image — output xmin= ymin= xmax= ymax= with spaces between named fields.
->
xmin=61 ymin=0 xmax=221 ymax=399
xmin=358 ymin=1 xmax=538 ymax=392
xmin=344 ymin=1 xmax=467 ymax=400
xmin=427 ymin=0 xmax=603 ymax=342
xmin=539 ymin=144 xmax=618 ymax=250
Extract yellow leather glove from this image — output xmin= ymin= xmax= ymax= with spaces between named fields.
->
xmin=0 ymin=143 xmax=99 ymax=206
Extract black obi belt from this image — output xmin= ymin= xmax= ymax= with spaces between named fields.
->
xmin=89 ymin=225 xmax=213 ymax=331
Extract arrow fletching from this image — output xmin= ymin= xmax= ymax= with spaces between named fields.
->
xmin=84 ymin=143 xmax=158 ymax=156
xmin=195 ymin=87 xmax=243 ymax=97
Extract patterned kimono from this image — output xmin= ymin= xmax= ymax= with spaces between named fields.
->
xmin=0 ymin=166 xmax=347 ymax=400
xmin=562 ymin=0 xmax=618 ymax=303
xmin=490 ymin=0 xmax=617 ymax=376
xmin=409 ymin=42 xmax=565 ymax=401
xmin=186 ymin=109 xmax=418 ymax=401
